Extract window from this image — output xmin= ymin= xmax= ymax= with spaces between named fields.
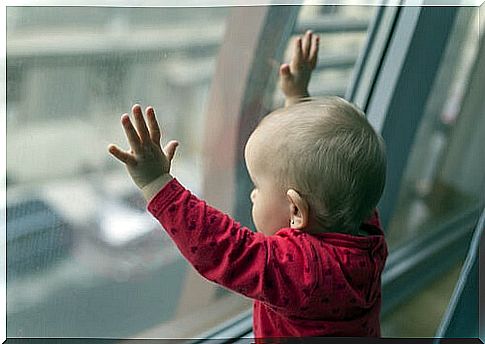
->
xmin=385 ymin=7 xmax=483 ymax=249
xmin=375 ymin=6 xmax=484 ymax=336
xmin=7 ymin=6 xmax=232 ymax=338
xmin=6 ymin=4 xmax=380 ymax=339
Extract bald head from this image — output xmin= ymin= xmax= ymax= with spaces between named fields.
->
xmin=245 ymin=97 xmax=386 ymax=233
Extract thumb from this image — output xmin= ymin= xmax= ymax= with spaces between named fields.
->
xmin=279 ymin=64 xmax=292 ymax=79
xmin=164 ymin=140 xmax=179 ymax=162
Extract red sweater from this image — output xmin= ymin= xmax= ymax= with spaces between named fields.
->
xmin=147 ymin=178 xmax=388 ymax=337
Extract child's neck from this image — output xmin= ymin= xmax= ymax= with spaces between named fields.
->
xmin=303 ymin=222 xmax=369 ymax=237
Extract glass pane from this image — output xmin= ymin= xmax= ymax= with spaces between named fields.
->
xmin=6 ymin=6 xmax=233 ymax=338
xmin=386 ymin=7 xmax=483 ymax=249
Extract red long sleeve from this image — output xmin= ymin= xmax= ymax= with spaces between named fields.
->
xmin=147 ymin=178 xmax=388 ymax=337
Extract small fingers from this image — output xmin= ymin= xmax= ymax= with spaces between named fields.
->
xmin=146 ymin=106 xmax=161 ymax=145
xmin=163 ymin=140 xmax=179 ymax=162
xmin=309 ymin=35 xmax=319 ymax=69
xmin=302 ymin=30 xmax=312 ymax=60
xmin=108 ymin=144 xmax=137 ymax=165
xmin=121 ymin=113 xmax=142 ymax=152
xmin=132 ymin=104 xmax=151 ymax=143
xmin=292 ymin=36 xmax=303 ymax=68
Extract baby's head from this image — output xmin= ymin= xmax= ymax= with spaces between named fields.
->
xmin=244 ymin=97 xmax=386 ymax=236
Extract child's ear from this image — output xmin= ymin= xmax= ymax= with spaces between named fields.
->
xmin=286 ymin=189 xmax=309 ymax=229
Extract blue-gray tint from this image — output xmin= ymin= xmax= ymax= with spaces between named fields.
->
xmin=435 ymin=208 xmax=483 ymax=339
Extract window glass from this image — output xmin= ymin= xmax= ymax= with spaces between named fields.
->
xmin=386 ymin=7 xmax=483 ymax=249
xmin=6 ymin=6 xmax=230 ymax=338
xmin=6 ymin=5 xmax=379 ymax=338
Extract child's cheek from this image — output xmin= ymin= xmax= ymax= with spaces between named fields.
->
xmin=251 ymin=202 xmax=263 ymax=234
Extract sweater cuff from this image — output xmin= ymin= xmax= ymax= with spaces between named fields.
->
xmin=147 ymin=178 xmax=185 ymax=217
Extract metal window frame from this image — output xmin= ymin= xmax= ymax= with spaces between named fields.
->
xmin=363 ymin=6 xmax=460 ymax=228
xmin=346 ymin=5 xmax=401 ymax=109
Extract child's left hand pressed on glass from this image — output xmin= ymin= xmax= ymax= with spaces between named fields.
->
xmin=107 ymin=104 xmax=179 ymax=191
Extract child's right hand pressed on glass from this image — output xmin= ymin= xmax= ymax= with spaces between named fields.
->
xmin=107 ymin=104 xmax=178 ymax=198
xmin=280 ymin=30 xmax=319 ymax=106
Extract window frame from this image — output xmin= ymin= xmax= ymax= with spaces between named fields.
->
xmin=358 ymin=6 xmax=461 ymax=229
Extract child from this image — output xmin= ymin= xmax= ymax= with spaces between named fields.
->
xmin=108 ymin=31 xmax=388 ymax=337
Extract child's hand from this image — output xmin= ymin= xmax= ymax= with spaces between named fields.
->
xmin=108 ymin=104 xmax=179 ymax=191
xmin=279 ymin=30 xmax=319 ymax=106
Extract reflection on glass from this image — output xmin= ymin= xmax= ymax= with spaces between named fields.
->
xmin=386 ymin=8 xmax=483 ymax=249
